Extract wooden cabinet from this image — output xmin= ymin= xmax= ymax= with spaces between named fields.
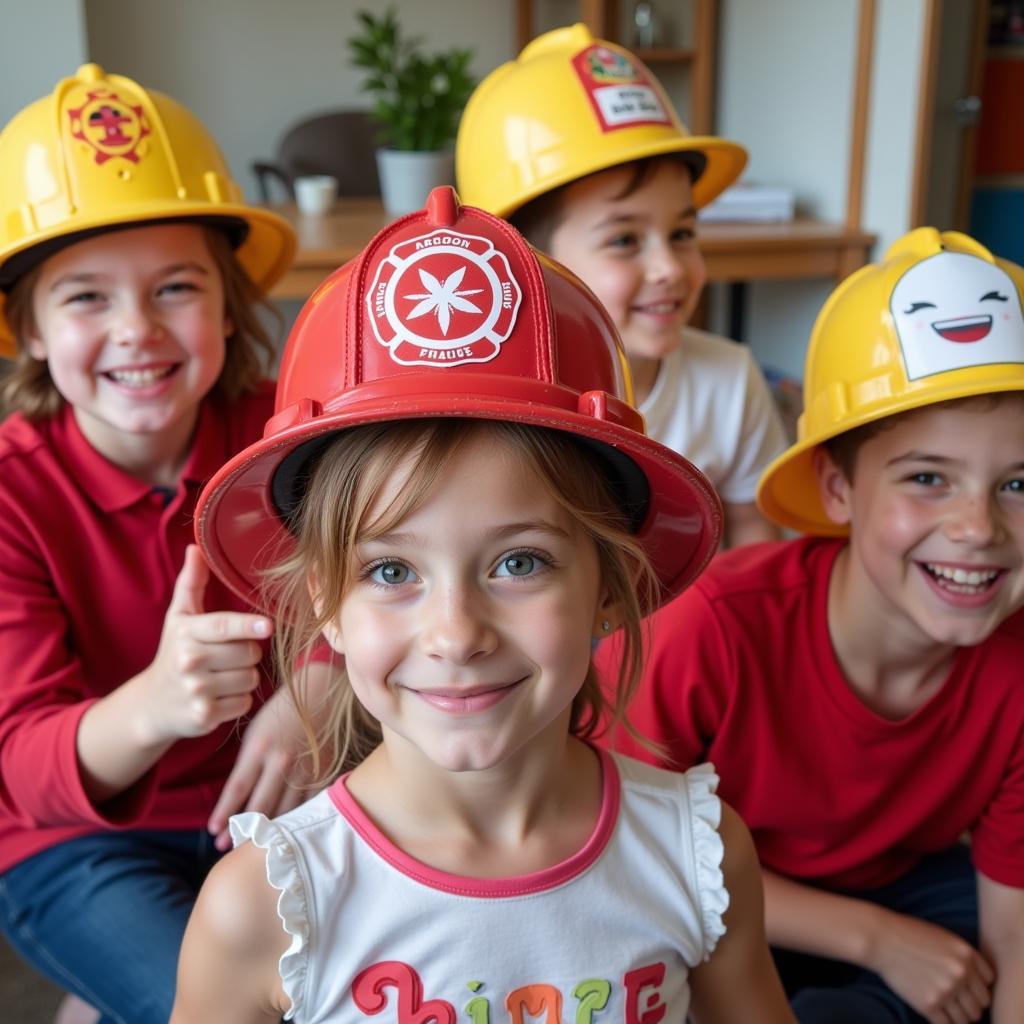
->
xmin=514 ymin=0 xmax=717 ymax=134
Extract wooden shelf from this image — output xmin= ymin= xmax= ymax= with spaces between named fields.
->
xmin=987 ymin=44 xmax=1024 ymax=59
xmin=633 ymin=47 xmax=695 ymax=63
xmin=267 ymin=201 xmax=876 ymax=301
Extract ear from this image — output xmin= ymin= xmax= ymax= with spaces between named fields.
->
xmin=223 ymin=313 xmax=235 ymax=339
xmin=25 ymin=331 xmax=47 ymax=362
xmin=812 ymin=446 xmax=853 ymax=528
xmin=308 ymin=571 xmax=345 ymax=654
xmin=591 ymin=585 xmax=622 ymax=640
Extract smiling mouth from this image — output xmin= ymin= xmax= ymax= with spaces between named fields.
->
xmin=410 ymin=679 xmax=524 ymax=713
xmin=931 ymin=316 xmax=992 ymax=343
xmin=921 ymin=562 xmax=1003 ymax=594
xmin=633 ymin=300 xmax=681 ymax=316
xmin=103 ymin=364 xmax=179 ymax=387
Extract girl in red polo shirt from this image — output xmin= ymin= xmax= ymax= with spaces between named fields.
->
xmin=0 ymin=66 xmax=328 ymax=1024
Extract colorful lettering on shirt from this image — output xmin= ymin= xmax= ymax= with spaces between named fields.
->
xmin=352 ymin=961 xmax=665 ymax=1022
xmin=624 ymin=963 xmax=667 ymax=1024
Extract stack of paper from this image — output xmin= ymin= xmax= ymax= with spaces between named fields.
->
xmin=698 ymin=182 xmax=796 ymax=223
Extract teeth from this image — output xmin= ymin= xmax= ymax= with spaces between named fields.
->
xmin=925 ymin=563 xmax=999 ymax=586
xmin=106 ymin=366 xmax=173 ymax=386
xmin=641 ymin=302 xmax=677 ymax=314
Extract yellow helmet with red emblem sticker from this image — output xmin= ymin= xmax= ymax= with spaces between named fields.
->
xmin=757 ymin=228 xmax=1024 ymax=535
xmin=455 ymin=23 xmax=747 ymax=219
xmin=0 ymin=63 xmax=295 ymax=354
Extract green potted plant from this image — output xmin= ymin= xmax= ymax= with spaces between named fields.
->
xmin=347 ymin=8 xmax=475 ymax=214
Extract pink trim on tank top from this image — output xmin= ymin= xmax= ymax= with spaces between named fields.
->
xmin=327 ymin=747 xmax=620 ymax=897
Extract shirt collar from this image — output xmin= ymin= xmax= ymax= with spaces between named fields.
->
xmin=55 ymin=394 xmax=225 ymax=513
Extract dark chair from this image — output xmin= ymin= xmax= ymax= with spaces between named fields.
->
xmin=252 ymin=109 xmax=381 ymax=203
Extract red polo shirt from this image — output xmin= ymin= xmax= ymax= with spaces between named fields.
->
xmin=0 ymin=384 xmax=276 ymax=874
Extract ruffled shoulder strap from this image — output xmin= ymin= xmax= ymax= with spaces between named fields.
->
xmin=230 ymin=811 xmax=311 ymax=1022
xmin=683 ymin=762 xmax=728 ymax=959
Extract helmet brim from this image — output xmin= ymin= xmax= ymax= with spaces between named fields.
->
xmin=757 ymin=370 xmax=1024 ymax=536
xmin=197 ymin=377 xmax=723 ymax=614
xmin=490 ymin=136 xmax=748 ymax=220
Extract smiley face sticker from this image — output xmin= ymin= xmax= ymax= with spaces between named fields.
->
xmin=891 ymin=251 xmax=1024 ymax=381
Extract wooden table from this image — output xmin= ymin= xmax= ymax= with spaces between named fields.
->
xmin=268 ymin=199 xmax=876 ymax=338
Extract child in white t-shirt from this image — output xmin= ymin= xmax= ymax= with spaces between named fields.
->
xmin=456 ymin=24 xmax=787 ymax=546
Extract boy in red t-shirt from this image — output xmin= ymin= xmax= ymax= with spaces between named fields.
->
xmin=600 ymin=228 xmax=1024 ymax=1023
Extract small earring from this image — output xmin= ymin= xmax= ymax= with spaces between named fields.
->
xmin=601 ymin=620 xmax=611 ymax=632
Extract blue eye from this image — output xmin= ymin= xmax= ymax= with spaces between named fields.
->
xmin=1004 ymin=478 xmax=1024 ymax=492
xmin=496 ymin=553 xmax=536 ymax=577
xmin=66 ymin=291 xmax=104 ymax=305
xmin=370 ymin=561 xmax=412 ymax=585
xmin=159 ymin=280 xmax=199 ymax=295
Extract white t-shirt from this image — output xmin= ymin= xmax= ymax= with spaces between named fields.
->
xmin=640 ymin=326 xmax=787 ymax=505
xmin=231 ymin=753 xmax=727 ymax=1024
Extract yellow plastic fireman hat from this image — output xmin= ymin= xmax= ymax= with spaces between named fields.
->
xmin=0 ymin=64 xmax=296 ymax=354
xmin=758 ymin=228 xmax=1024 ymax=535
xmin=455 ymin=24 xmax=747 ymax=219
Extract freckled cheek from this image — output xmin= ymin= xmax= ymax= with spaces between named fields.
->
xmin=871 ymin=501 xmax=936 ymax=557
xmin=340 ymin=606 xmax=411 ymax=680
xmin=525 ymin=600 xmax=595 ymax=678
xmin=580 ymin=270 xmax=635 ymax=321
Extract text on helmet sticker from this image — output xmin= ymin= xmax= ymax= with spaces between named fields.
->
xmin=66 ymin=87 xmax=150 ymax=165
xmin=571 ymin=45 xmax=672 ymax=132
xmin=365 ymin=229 xmax=523 ymax=367
xmin=891 ymin=252 xmax=1024 ymax=381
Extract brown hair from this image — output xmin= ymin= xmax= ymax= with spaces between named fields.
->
xmin=823 ymin=391 xmax=1024 ymax=481
xmin=266 ymin=417 xmax=659 ymax=786
xmin=0 ymin=225 xmax=278 ymax=420
xmin=509 ymin=153 xmax=701 ymax=253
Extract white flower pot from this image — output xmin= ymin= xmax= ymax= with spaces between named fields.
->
xmin=375 ymin=148 xmax=456 ymax=216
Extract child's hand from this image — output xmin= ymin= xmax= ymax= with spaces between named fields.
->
xmin=867 ymin=911 xmax=994 ymax=1023
xmin=141 ymin=545 xmax=271 ymax=744
xmin=206 ymin=687 xmax=310 ymax=851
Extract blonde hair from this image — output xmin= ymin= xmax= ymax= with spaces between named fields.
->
xmin=1 ymin=225 xmax=278 ymax=419
xmin=267 ymin=417 xmax=659 ymax=785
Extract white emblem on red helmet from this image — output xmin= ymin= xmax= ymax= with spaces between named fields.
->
xmin=365 ymin=229 xmax=523 ymax=366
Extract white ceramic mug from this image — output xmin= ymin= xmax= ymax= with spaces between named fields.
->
xmin=293 ymin=175 xmax=338 ymax=216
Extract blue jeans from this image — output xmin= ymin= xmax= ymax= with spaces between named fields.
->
xmin=0 ymin=829 xmax=221 ymax=1024
xmin=773 ymin=844 xmax=987 ymax=1023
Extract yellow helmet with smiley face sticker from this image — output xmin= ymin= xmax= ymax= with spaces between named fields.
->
xmin=757 ymin=227 xmax=1024 ymax=536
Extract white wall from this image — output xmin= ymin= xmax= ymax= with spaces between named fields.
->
xmin=862 ymin=0 xmax=927 ymax=255
xmin=0 ymin=0 xmax=88 ymax=126
xmin=716 ymin=0 xmax=927 ymax=379
xmin=83 ymin=0 xmax=517 ymax=199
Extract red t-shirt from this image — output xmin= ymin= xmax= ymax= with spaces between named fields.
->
xmin=598 ymin=537 xmax=1024 ymax=890
xmin=0 ymin=384 xmax=277 ymax=873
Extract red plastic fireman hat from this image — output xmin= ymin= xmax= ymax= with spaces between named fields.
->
xmin=196 ymin=187 xmax=721 ymax=609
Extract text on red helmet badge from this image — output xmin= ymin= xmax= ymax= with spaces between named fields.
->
xmin=67 ymin=87 xmax=150 ymax=165
xmin=365 ymin=229 xmax=523 ymax=367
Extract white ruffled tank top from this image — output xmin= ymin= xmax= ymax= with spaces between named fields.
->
xmin=231 ymin=751 xmax=727 ymax=1023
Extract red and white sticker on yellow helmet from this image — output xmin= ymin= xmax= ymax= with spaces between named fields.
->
xmin=366 ymin=229 xmax=522 ymax=367
xmin=891 ymin=252 xmax=1024 ymax=381
xmin=66 ymin=87 xmax=150 ymax=166
xmin=572 ymin=45 xmax=671 ymax=132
